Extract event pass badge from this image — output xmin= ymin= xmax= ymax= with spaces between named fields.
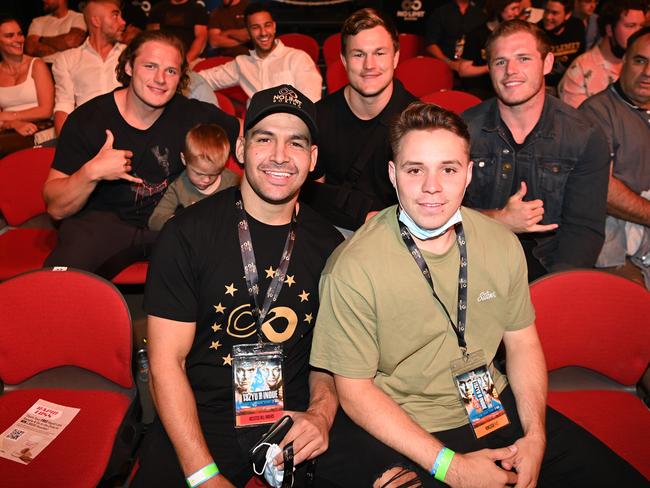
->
xmin=232 ymin=343 xmax=284 ymax=428
xmin=450 ymin=349 xmax=509 ymax=439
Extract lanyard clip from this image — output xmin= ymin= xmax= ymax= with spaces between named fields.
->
xmin=257 ymin=331 xmax=265 ymax=345
xmin=461 ymin=347 xmax=469 ymax=361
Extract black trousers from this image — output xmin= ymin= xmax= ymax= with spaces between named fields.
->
xmin=44 ymin=210 xmax=158 ymax=279
xmin=131 ymin=387 xmax=648 ymax=487
xmin=131 ymin=414 xmax=333 ymax=488
xmin=314 ymin=387 xmax=649 ymax=487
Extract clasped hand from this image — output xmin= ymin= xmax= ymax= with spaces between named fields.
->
xmin=274 ymin=410 xmax=331 ymax=467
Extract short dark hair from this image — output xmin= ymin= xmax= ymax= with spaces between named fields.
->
xmin=597 ymin=0 xmax=648 ymax=38
xmin=0 ymin=14 xmax=21 ymax=30
xmin=547 ymin=0 xmax=574 ymax=14
xmin=390 ymin=102 xmax=471 ymax=158
xmin=485 ymin=0 xmax=521 ymax=21
xmin=626 ymin=26 xmax=650 ymax=52
xmin=115 ymin=30 xmax=189 ymax=92
xmin=341 ymin=8 xmax=399 ymax=56
xmin=244 ymin=2 xmax=274 ymax=24
xmin=486 ymin=19 xmax=552 ymax=62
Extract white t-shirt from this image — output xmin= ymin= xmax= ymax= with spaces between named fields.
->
xmin=27 ymin=10 xmax=87 ymax=63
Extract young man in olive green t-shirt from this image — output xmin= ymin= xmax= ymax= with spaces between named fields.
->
xmin=310 ymin=103 xmax=646 ymax=487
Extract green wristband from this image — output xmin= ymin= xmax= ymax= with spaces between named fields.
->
xmin=432 ymin=447 xmax=455 ymax=482
xmin=186 ymin=462 xmax=219 ymax=488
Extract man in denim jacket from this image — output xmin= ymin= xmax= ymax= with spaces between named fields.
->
xmin=463 ymin=20 xmax=609 ymax=280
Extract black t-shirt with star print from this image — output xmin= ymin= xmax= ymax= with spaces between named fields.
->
xmin=145 ymin=186 xmax=343 ymax=426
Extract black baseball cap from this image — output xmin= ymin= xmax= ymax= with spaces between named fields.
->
xmin=244 ymin=84 xmax=318 ymax=143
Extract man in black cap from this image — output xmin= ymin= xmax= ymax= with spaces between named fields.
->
xmin=132 ymin=84 xmax=343 ymax=488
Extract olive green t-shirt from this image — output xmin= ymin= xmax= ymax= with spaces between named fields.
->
xmin=310 ymin=206 xmax=535 ymax=432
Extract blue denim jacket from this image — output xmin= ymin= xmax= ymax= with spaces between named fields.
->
xmin=462 ymin=96 xmax=609 ymax=272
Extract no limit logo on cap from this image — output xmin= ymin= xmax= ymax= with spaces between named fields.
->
xmin=273 ymin=87 xmax=302 ymax=108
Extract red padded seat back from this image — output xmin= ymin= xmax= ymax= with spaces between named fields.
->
xmin=394 ymin=56 xmax=453 ymax=97
xmin=397 ymin=33 xmax=424 ymax=63
xmin=215 ymin=91 xmax=236 ymax=116
xmin=420 ymin=90 xmax=482 ymax=115
xmin=530 ymin=270 xmax=650 ymax=385
xmin=0 ymin=147 xmax=55 ymax=226
xmin=278 ymin=33 xmax=320 ymax=65
xmin=0 ymin=269 xmax=133 ymax=388
xmin=323 ymin=33 xmax=342 ymax=67
xmin=326 ymin=59 xmax=349 ymax=94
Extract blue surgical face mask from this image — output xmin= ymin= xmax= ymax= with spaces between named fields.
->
xmin=252 ymin=443 xmax=287 ymax=488
xmin=398 ymin=206 xmax=463 ymax=240
xmin=392 ymin=171 xmax=464 ymax=240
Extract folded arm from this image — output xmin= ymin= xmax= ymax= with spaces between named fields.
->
xmin=607 ymin=170 xmax=650 ymax=226
xmin=426 ymin=43 xmax=460 ymax=71
xmin=208 ymin=27 xmax=248 ymax=49
xmin=26 ymin=28 xmax=85 ymax=55
xmin=25 ymin=34 xmax=57 ymax=57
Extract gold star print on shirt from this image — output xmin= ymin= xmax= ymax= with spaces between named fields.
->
xmin=211 ymin=273 xmax=314 ymax=360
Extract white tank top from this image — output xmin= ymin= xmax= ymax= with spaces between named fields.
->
xmin=0 ymin=58 xmax=39 ymax=112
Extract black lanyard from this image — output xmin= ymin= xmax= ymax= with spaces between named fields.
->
xmin=236 ymin=192 xmax=297 ymax=340
xmin=397 ymin=208 xmax=469 ymax=353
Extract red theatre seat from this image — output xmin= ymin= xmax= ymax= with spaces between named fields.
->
xmin=278 ymin=33 xmax=320 ymax=65
xmin=420 ymin=90 xmax=482 ymax=115
xmin=0 ymin=268 xmax=139 ymax=487
xmin=326 ymin=59 xmax=348 ymax=94
xmin=530 ymin=270 xmax=650 ymax=480
xmin=397 ymin=33 xmax=424 ymax=63
xmin=0 ymin=147 xmax=57 ymax=281
xmin=322 ymin=32 xmax=342 ymax=67
xmin=112 ymin=261 xmax=149 ymax=285
xmin=215 ymin=91 xmax=236 ymax=116
xmin=394 ymin=56 xmax=453 ymax=97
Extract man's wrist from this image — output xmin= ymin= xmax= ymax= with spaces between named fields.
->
xmin=81 ymin=159 xmax=102 ymax=183
xmin=523 ymin=428 xmax=546 ymax=444
xmin=430 ymin=447 xmax=455 ymax=482
xmin=305 ymin=405 xmax=335 ymax=430
xmin=186 ymin=462 xmax=220 ymax=488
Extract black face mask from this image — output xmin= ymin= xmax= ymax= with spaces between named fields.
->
xmin=610 ymin=31 xmax=627 ymax=59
